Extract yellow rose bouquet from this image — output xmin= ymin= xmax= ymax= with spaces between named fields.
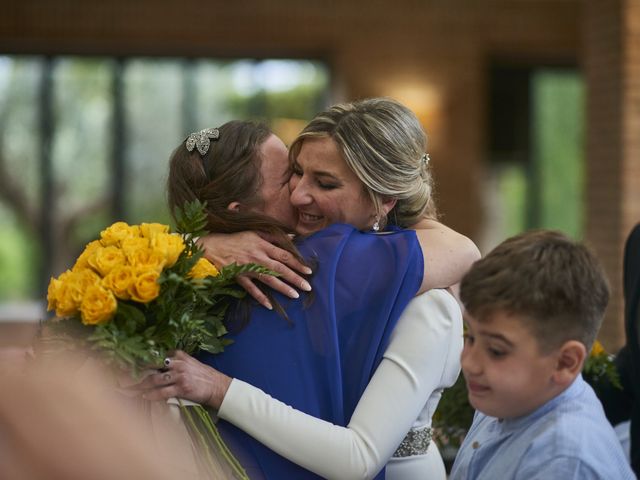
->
xmin=45 ymin=200 xmax=267 ymax=480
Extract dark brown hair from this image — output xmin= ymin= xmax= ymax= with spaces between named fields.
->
xmin=167 ymin=120 xmax=307 ymax=322
xmin=460 ymin=230 xmax=610 ymax=351
xmin=168 ymin=121 xmax=297 ymax=247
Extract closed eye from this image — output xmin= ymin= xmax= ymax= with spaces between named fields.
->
xmin=318 ymin=181 xmax=338 ymax=190
xmin=487 ymin=347 xmax=507 ymax=358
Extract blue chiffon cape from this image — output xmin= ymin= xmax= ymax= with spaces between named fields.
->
xmin=198 ymin=223 xmax=424 ymax=479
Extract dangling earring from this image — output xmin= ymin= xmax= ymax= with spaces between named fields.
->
xmin=372 ymin=219 xmax=380 ymax=232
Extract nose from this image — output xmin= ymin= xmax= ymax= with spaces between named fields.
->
xmin=461 ymin=342 xmax=481 ymax=376
xmin=289 ymin=175 xmax=311 ymax=208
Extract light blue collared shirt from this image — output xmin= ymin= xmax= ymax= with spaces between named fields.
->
xmin=450 ymin=375 xmax=635 ymax=480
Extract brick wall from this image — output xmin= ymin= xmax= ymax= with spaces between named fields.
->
xmin=585 ymin=0 xmax=640 ymax=350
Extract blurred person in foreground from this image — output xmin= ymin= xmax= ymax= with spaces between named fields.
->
xmin=0 ymin=350 xmax=202 ymax=480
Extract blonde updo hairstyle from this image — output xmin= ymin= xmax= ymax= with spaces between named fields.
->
xmin=288 ymin=97 xmax=437 ymax=229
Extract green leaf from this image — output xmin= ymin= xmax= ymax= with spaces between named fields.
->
xmin=115 ymin=302 xmax=147 ymax=333
xmin=174 ymin=199 xmax=209 ymax=238
xmin=584 ymin=353 xmax=622 ymax=389
xmin=216 ymin=263 xmax=279 ymax=283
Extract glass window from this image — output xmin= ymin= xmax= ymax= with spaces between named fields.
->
xmin=481 ymin=66 xmax=584 ymax=250
xmin=0 ymin=55 xmax=330 ymax=306
xmin=0 ymin=57 xmax=42 ymax=301
xmin=533 ymin=70 xmax=584 ymax=237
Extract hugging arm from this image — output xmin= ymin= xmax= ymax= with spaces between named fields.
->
xmin=411 ymin=219 xmax=480 ymax=295
xmin=198 ymin=231 xmax=312 ymax=309
xmin=199 ymin=221 xmax=480 ymax=303
xmin=216 ymin=290 xmax=462 ymax=479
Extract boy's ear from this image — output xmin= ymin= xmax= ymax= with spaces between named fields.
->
xmin=552 ymin=340 xmax=587 ymax=386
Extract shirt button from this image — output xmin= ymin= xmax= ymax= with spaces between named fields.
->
xmin=472 ymin=441 xmax=480 ymax=449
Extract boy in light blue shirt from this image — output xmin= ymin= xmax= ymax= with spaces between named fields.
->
xmin=450 ymin=230 xmax=635 ymax=480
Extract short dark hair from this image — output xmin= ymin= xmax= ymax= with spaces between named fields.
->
xmin=460 ymin=230 xmax=610 ymax=351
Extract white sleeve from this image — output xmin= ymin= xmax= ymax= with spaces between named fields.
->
xmin=218 ymin=289 xmax=463 ymax=480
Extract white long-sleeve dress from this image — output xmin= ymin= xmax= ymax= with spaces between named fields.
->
xmin=217 ymin=289 xmax=463 ymax=479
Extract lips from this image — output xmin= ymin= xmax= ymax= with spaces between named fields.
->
xmin=296 ymin=211 xmax=325 ymax=232
xmin=466 ymin=380 xmax=491 ymax=395
xmin=299 ymin=211 xmax=322 ymax=222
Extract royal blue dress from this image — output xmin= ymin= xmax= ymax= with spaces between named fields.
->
xmin=198 ymin=223 xmax=423 ymax=479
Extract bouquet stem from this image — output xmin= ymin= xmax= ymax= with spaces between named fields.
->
xmin=177 ymin=399 xmax=249 ymax=480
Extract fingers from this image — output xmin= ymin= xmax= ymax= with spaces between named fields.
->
xmin=238 ymin=269 xmax=309 ymax=309
xmin=137 ymin=364 xmax=181 ymax=399
xmin=128 ymin=369 xmax=171 ymax=392
xmin=134 ymin=352 xmax=226 ymax=408
xmin=256 ymin=271 xmax=300 ymax=300
xmin=172 ymin=350 xmax=188 ymax=361
xmin=142 ymin=383 xmax=179 ymax=402
xmin=237 ymin=276 xmax=273 ymax=310
xmin=265 ymin=264 xmax=312 ymax=294
xmin=265 ymin=243 xmax=313 ymax=276
xmin=255 ymin=247 xmax=312 ymax=294
xmin=247 ymin=237 xmax=313 ymax=288
xmin=198 ymin=232 xmax=313 ymax=300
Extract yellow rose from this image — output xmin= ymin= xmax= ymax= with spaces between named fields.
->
xmin=102 ymin=264 xmax=135 ymax=300
xmin=50 ymin=270 xmax=78 ymax=317
xmin=590 ymin=340 xmax=605 ymax=357
xmin=127 ymin=247 xmax=166 ymax=273
xmin=46 ymin=277 xmax=63 ymax=313
xmin=100 ymin=222 xmax=140 ymax=246
xmin=53 ymin=283 xmax=78 ymax=317
xmin=121 ymin=236 xmax=150 ymax=263
xmin=80 ymin=284 xmax=117 ymax=325
xmin=73 ymin=240 xmax=102 ymax=271
xmin=48 ymin=269 xmax=103 ymax=318
xmin=88 ymin=245 xmax=126 ymax=277
xmin=67 ymin=268 xmax=102 ymax=301
xmin=189 ymin=258 xmax=220 ymax=279
xmin=151 ymin=233 xmax=185 ymax=267
xmin=139 ymin=223 xmax=170 ymax=240
xmin=128 ymin=269 xmax=161 ymax=303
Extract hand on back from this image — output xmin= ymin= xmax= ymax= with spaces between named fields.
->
xmin=198 ymin=231 xmax=312 ymax=310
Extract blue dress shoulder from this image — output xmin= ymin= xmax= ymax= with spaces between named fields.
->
xmin=198 ymin=223 xmax=424 ymax=479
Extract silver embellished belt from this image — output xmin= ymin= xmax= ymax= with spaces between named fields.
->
xmin=392 ymin=426 xmax=433 ymax=458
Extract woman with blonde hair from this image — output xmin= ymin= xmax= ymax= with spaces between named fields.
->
xmin=141 ymin=98 xmax=478 ymax=479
